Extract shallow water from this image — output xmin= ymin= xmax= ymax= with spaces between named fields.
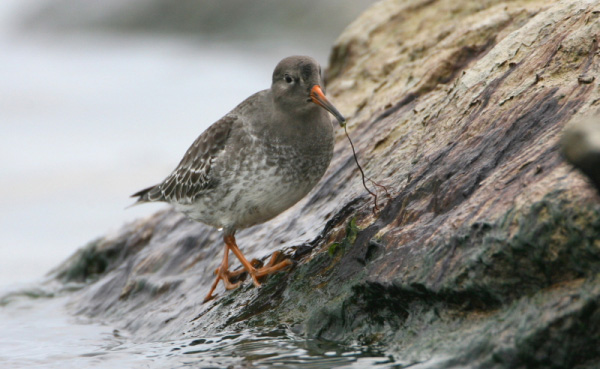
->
xmin=0 ymin=288 xmax=398 ymax=369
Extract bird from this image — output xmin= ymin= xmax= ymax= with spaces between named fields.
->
xmin=131 ymin=56 xmax=346 ymax=302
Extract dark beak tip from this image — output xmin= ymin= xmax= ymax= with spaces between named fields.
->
xmin=310 ymin=85 xmax=346 ymax=127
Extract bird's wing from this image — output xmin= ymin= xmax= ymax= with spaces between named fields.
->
xmin=132 ymin=115 xmax=237 ymax=204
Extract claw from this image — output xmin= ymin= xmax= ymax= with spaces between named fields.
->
xmin=204 ymin=235 xmax=294 ymax=302
xmin=254 ymin=258 xmax=293 ymax=278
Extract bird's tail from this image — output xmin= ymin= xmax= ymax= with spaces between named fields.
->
xmin=127 ymin=185 xmax=159 ymax=209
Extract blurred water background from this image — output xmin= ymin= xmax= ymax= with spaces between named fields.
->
xmin=0 ymin=0 xmax=375 ymax=291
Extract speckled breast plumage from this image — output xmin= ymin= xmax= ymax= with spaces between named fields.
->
xmin=177 ymin=132 xmax=333 ymax=232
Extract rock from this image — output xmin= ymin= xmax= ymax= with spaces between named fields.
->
xmin=50 ymin=0 xmax=600 ymax=367
xmin=562 ymin=115 xmax=600 ymax=192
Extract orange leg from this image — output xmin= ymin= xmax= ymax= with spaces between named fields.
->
xmin=255 ymin=251 xmax=293 ymax=277
xmin=204 ymin=235 xmax=293 ymax=302
xmin=225 ymin=235 xmax=293 ymax=287
xmin=203 ymin=242 xmax=242 ymax=302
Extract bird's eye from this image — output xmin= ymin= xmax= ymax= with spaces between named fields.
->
xmin=284 ymin=75 xmax=293 ymax=84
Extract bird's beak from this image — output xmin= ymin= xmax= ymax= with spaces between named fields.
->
xmin=310 ymin=85 xmax=346 ymax=126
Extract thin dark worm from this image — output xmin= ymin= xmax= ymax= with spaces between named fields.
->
xmin=343 ymin=124 xmax=389 ymax=214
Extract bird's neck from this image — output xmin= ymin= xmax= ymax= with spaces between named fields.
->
xmin=268 ymin=105 xmax=328 ymax=138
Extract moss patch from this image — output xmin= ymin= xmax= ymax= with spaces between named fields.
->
xmin=328 ymin=217 xmax=361 ymax=256
xmin=419 ymin=191 xmax=600 ymax=306
xmin=54 ymin=239 xmax=125 ymax=283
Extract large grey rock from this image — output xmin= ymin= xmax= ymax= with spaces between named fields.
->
xmin=48 ymin=0 xmax=600 ymax=367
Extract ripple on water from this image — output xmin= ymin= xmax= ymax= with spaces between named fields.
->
xmin=170 ymin=327 xmax=396 ymax=368
xmin=0 ymin=289 xmax=400 ymax=369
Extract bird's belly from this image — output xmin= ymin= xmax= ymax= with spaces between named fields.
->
xmin=228 ymin=170 xmax=312 ymax=225
xmin=177 ymin=163 xmax=324 ymax=231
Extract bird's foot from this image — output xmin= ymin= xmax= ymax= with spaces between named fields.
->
xmin=251 ymin=251 xmax=294 ymax=281
xmin=221 ymin=259 xmax=262 ymax=280
xmin=203 ymin=253 xmax=293 ymax=302
xmin=203 ymin=266 xmax=242 ymax=302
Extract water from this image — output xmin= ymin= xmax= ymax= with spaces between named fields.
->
xmin=0 ymin=288 xmax=397 ymax=369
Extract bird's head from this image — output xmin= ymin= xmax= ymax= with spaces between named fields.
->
xmin=271 ymin=56 xmax=346 ymax=126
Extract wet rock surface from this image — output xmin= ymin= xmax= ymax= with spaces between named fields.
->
xmin=49 ymin=0 xmax=600 ymax=367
